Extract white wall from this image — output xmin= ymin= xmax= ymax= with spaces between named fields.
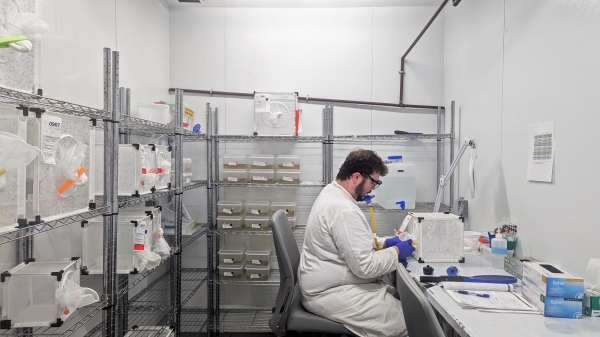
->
xmin=445 ymin=0 xmax=600 ymax=277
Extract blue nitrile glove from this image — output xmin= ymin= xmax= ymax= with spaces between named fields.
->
xmin=363 ymin=194 xmax=374 ymax=205
xmin=394 ymin=239 xmax=415 ymax=261
xmin=385 ymin=236 xmax=401 ymax=248
xmin=400 ymin=259 xmax=408 ymax=268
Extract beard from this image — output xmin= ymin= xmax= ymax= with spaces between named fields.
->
xmin=354 ymin=179 xmax=366 ymax=202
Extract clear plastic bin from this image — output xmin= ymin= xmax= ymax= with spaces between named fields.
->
xmin=219 ymin=263 xmax=245 ymax=279
xmin=271 ymin=202 xmax=296 ymax=217
xmin=244 ymin=216 xmax=270 ymax=231
xmin=219 ymin=247 xmax=246 ymax=266
xmin=217 ymin=216 xmax=243 ymax=231
xmin=245 ymin=201 xmax=270 ymax=216
xmin=1 ymin=258 xmax=81 ymax=328
xmin=218 ymin=201 xmax=244 ymax=216
xmin=153 ymin=144 xmax=172 ymax=190
xmin=245 ymin=264 xmax=271 ymax=281
xmin=287 ymin=216 xmax=297 ymax=231
xmin=277 ymin=155 xmax=301 ymax=170
xmin=223 ymin=154 xmax=248 ymax=170
xmin=276 ymin=171 xmax=301 ymax=184
xmin=245 ymin=249 xmax=271 ymax=266
xmin=250 ymin=154 xmax=274 ymax=169
xmin=134 ymin=103 xmax=171 ymax=125
xmin=95 ymin=144 xmax=155 ymax=196
xmin=250 ymin=169 xmax=274 ymax=184
xmin=221 ymin=169 xmax=248 ymax=184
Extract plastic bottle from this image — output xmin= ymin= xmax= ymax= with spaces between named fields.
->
xmin=491 ymin=237 xmax=507 ymax=269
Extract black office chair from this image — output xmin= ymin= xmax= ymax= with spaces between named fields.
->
xmin=396 ymin=264 xmax=445 ymax=337
xmin=270 ymin=210 xmax=356 ymax=336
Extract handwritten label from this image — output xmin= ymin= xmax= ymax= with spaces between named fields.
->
xmin=224 ymin=272 xmax=234 ymax=277
xmin=251 ymin=209 xmax=260 ymax=215
xmin=253 ymin=161 xmax=267 ymax=167
xmin=283 ymin=176 xmax=294 ymax=182
xmin=250 ymin=273 xmax=262 ymax=279
xmin=223 ymin=258 xmax=234 ymax=264
xmin=222 ymin=208 xmax=232 ymax=214
xmin=253 ymin=176 xmax=267 ymax=181
xmin=227 ymin=176 xmax=239 ymax=182
xmin=41 ymin=115 xmax=62 ymax=164
xmin=252 ymin=259 xmax=261 ymax=265
xmin=228 ymin=161 xmax=239 ymax=166
xmin=251 ymin=223 xmax=261 ymax=229
xmin=283 ymin=162 xmax=294 ymax=167
xmin=222 ymin=224 xmax=232 ymax=229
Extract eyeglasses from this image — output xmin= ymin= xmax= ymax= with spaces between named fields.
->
xmin=361 ymin=173 xmax=382 ymax=189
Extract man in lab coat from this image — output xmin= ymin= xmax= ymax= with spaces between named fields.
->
xmin=298 ymin=149 xmax=413 ymax=337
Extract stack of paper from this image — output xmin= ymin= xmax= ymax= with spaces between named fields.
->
xmin=445 ymin=289 xmax=538 ymax=312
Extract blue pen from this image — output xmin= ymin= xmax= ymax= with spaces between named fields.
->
xmin=457 ymin=290 xmax=490 ymax=298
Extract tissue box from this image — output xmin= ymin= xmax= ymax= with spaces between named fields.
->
xmin=522 ymin=262 xmax=584 ymax=299
xmin=583 ymin=290 xmax=600 ymax=317
xmin=522 ymin=281 xmax=582 ymax=319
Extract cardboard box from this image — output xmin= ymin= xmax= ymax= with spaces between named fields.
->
xmin=504 ymin=256 xmax=537 ymax=279
xmin=522 ymin=262 xmax=584 ymax=299
xmin=583 ymin=289 xmax=600 ymax=317
xmin=522 ymin=281 xmax=583 ymax=319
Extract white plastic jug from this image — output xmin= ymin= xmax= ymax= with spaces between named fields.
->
xmin=373 ymin=156 xmax=416 ymax=210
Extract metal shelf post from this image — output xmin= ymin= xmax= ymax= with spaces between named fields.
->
xmin=205 ymin=103 xmax=215 ymax=336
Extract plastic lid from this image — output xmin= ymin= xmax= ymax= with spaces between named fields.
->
xmin=388 ymin=155 xmax=403 ymax=160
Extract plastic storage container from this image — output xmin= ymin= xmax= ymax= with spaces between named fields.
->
xmin=250 ymin=169 xmax=274 ymax=184
xmin=219 ymin=263 xmax=244 ymax=279
xmin=167 ymin=102 xmax=195 ymax=131
xmin=271 ymin=202 xmax=296 ymax=217
xmin=245 ymin=264 xmax=271 ymax=281
xmin=372 ymin=156 xmax=416 ymax=210
xmin=1 ymin=258 xmax=83 ymax=328
xmin=277 ymin=155 xmax=301 ymax=170
xmin=246 ymin=249 xmax=271 ymax=266
xmin=287 ymin=216 xmax=297 ymax=231
xmin=152 ymin=144 xmax=172 ymax=190
xmin=82 ymin=214 xmax=154 ymax=274
xmin=218 ymin=201 xmax=244 ymax=216
xmin=134 ymin=103 xmax=171 ymax=125
xmin=244 ymin=216 xmax=270 ymax=231
xmin=250 ymin=155 xmax=274 ymax=169
xmin=217 ymin=216 xmax=243 ymax=231
xmin=219 ymin=247 xmax=246 ymax=266
xmin=95 ymin=144 xmax=156 ymax=196
xmin=276 ymin=171 xmax=301 ymax=184
xmin=245 ymin=201 xmax=270 ymax=216
xmin=221 ymin=169 xmax=248 ymax=184
xmin=404 ymin=212 xmax=464 ymax=263
xmin=491 ymin=237 xmax=507 ymax=269
xmin=223 ymin=154 xmax=248 ymax=170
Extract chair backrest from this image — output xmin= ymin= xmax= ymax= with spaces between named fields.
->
xmin=270 ymin=210 xmax=300 ymax=336
xmin=396 ymin=265 xmax=445 ymax=337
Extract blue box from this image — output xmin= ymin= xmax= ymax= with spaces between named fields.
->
xmin=522 ymin=262 xmax=584 ymax=299
xmin=522 ymin=281 xmax=583 ymax=319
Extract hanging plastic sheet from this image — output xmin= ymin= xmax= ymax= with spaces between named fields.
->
xmin=55 ymin=270 xmax=99 ymax=321
xmin=0 ymin=131 xmax=39 ymax=190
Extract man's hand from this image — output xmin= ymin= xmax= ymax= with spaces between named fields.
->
xmin=393 ymin=239 xmax=415 ymax=261
xmin=384 ymin=236 xmax=401 ymax=248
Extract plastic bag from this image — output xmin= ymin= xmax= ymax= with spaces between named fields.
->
xmin=153 ymin=227 xmax=171 ymax=258
xmin=0 ymin=131 xmax=39 ymax=190
xmin=156 ymin=150 xmax=172 ymax=184
xmin=55 ymin=270 xmax=99 ymax=321
xmin=139 ymin=148 xmax=157 ymax=189
xmin=7 ymin=13 xmax=50 ymax=36
xmin=134 ymin=250 xmax=162 ymax=272
xmin=53 ymin=135 xmax=88 ymax=197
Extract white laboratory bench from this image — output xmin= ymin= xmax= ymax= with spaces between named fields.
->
xmin=399 ymin=252 xmax=599 ymax=337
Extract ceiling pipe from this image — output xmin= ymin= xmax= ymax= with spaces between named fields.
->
xmin=399 ymin=0 xmax=455 ymax=105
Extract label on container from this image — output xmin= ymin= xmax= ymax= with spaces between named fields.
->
xmin=184 ymin=106 xmax=195 ymax=119
xmin=222 ymin=224 xmax=232 ymax=229
xmin=227 ymin=176 xmax=239 ymax=182
xmin=253 ymin=161 xmax=267 ymax=167
xmin=251 ymin=223 xmax=261 ymax=229
xmin=223 ymin=258 xmax=234 ymax=264
xmin=253 ymin=176 xmax=267 ymax=181
xmin=250 ymin=273 xmax=262 ymax=279
xmin=228 ymin=161 xmax=239 ymax=166
xmin=222 ymin=208 xmax=233 ymax=214
xmin=41 ymin=115 xmax=62 ymax=164
xmin=140 ymin=149 xmax=148 ymax=174
xmin=252 ymin=259 xmax=262 ymax=265
xmin=251 ymin=209 xmax=260 ymax=215
xmin=133 ymin=221 xmax=148 ymax=251
xmin=224 ymin=272 xmax=234 ymax=277
xmin=283 ymin=162 xmax=294 ymax=167
xmin=399 ymin=215 xmax=412 ymax=232
xmin=283 ymin=176 xmax=294 ymax=182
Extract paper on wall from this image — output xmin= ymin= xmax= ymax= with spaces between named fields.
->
xmin=41 ymin=115 xmax=62 ymax=164
xmin=527 ymin=121 xmax=555 ymax=182
xmin=255 ymin=93 xmax=270 ymax=113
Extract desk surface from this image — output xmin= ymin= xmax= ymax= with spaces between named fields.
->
xmin=400 ymin=252 xmax=599 ymax=337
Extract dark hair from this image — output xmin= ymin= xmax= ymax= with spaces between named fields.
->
xmin=335 ymin=149 xmax=388 ymax=181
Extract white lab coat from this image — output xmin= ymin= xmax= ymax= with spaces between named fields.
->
xmin=298 ymin=182 xmax=408 ymax=337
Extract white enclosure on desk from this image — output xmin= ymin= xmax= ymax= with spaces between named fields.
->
xmin=0 ymin=105 xmax=31 ymax=232
xmin=29 ymin=113 xmax=93 ymax=221
xmin=404 ymin=212 xmax=464 ymax=263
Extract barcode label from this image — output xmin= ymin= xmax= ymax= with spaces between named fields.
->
xmin=227 ymin=177 xmax=239 ymax=182
xmin=253 ymin=161 xmax=267 ymax=167
xmin=253 ymin=176 xmax=267 ymax=181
